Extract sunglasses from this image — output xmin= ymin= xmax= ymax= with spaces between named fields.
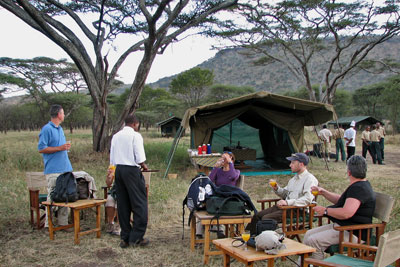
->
xmin=223 ymin=151 xmax=233 ymax=154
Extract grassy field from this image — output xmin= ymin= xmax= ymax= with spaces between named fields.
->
xmin=0 ymin=128 xmax=399 ymax=266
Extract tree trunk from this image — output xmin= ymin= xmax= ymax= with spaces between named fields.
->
xmin=92 ymin=104 xmax=110 ymax=152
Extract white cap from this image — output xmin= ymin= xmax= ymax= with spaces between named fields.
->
xmin=350 ymin=121 xmax=356 ymax=127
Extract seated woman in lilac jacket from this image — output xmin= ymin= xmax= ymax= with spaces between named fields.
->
xmin=209 ymin=151 xmax=240 ymax=186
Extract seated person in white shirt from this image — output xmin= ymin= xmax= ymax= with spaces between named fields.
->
xmin=245 ymin=153 xmax=319 ymax=235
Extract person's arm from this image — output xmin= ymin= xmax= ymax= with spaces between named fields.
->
xmin=38 ymin=128 xmax=69 ymax=154
xmin=225 ymin=162 xmax=240 ymax=182
xmin=286 ymin=177 xmax=319 ymax=206
xmin=312 ymin=185 xmax=341 ymax=204
xmin=39 ymin=145 xmax=69 ymax=154
xmin=313 ymin=198 xmax=361 ymax=219
xmin=139 ymin=162 xmax=148 ymax=171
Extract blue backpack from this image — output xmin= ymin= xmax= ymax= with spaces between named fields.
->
xmin=182 ymin=174 xmax=215 ymax=238
xmin=50 ymin=172 xmax=78 ymax=203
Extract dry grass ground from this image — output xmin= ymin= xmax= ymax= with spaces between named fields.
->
xmin=0 ymin=128 xmax=399 ymax=267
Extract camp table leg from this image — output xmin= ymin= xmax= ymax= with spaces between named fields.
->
xmin=190 ymin=215 xmax=196 ymax=251
xmin=223 ymin=252 xmax=230 ymax=267
xmin=204 ymin=224 xmax=211 ymax=264
xmin=46 ymin=205 xmax=54 ymax=240
xmin=96 ymin=205 xmax=101 ymax=238
xmin=73 ymin=208 xmax=80 ymax=244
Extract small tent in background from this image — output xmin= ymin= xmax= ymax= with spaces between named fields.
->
xmin=156 ymin=116 xmax=184 ymax=137
xmin=328 ymin=116 xmax=383 ymax=130
xmin=164 ymin=91 xmax=335 ymax=177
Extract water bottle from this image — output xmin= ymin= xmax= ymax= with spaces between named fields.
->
xmin=207 ymin=144 xmax=211 ymax=154
xmin=198 ymin=146 xmax=202 ymax=155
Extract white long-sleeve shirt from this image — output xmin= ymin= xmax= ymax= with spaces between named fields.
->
xmin=274 ymin=169 xmax=318 ymax=206
xmin=110 ymin=126 xmax=146 ymax=167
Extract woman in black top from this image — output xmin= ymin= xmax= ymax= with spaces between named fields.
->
xmin=303 ymin=155 xmax=376 ymax=260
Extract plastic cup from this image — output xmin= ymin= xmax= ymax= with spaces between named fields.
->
xmin=66 ymin=140 xmax=71 ymax=152
xmin=269 ymin=180 xmax=277 ymax=187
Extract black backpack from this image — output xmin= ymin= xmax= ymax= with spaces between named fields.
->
xmin=182 ymin=174 xmax=215 ymax=238
xmin=50 ymin=172 xmax=78 ymax=203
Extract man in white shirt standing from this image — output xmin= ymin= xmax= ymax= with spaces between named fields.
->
xmin=319 ymin=125 xmax=333 ymax=161
xmin=344 ymin=121 xmax=357 ymax=161
xmin=245 ymin=153 xmax=318 ymax=234
xmin=110 ymin=114 xmax=149 ymax=248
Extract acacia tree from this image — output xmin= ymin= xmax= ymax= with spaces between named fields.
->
xmin=0 ymin=0 xmax=237 ymax=152
xmin=170 ymin=67 xmax=214 ymax=107
xmin=0 ymin=57 xmax=87 ymax=119
xmin=213 ymin=0 xmax=400 ymax=104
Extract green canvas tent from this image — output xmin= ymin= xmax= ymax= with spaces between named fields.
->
xmin=164 ymin=91 xmax=335 ymax=176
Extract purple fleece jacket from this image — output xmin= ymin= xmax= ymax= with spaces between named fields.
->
xmin=209 ymin=162 xmax=240 ymax=186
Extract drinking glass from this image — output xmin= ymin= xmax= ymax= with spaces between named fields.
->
xmin=66 ymin=140 xmax=71 ymax=152
xmin=269 ymin=179 xmax=277 ymax=187
xmin=242 ymin=231 xmax=250 ymax=251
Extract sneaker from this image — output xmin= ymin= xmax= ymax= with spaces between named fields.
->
xmin=106 ymin=223 xmax=114 ymax=234
xmin=120 ymin=240 xmax=129 ymax=249
xmin=111 ymin=224 xmax=121 ymax=236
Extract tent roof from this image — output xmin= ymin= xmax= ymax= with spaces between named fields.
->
xmin=328 ymin=116 xmax=382 ymax=126
xmin=156 ymin=116 xmax=182 ymax=126
xmin=181 ymin=91 xmax=335 ymax=129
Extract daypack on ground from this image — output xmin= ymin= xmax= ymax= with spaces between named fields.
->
xmin=50 ymin=172 xmax=78 ymax=203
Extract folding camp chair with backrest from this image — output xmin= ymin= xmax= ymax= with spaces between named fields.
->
xmin=317 ymin=191 xmax=395 ymax=256
xmin=257 ymin=197 xmax=316 ymax=242
xmin=304 ymin=229 xmax=400 ymax=267
xmin=26 ymin=172 xmax=48 ymax=229
xmin=236 ymin=175 xmax=244 ymax=190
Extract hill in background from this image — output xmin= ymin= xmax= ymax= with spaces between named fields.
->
xmin=150 ymin=37 xmax=400 ymax=93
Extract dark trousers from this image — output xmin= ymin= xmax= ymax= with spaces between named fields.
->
xmin=335 ymin=139 xmax=346 ymax=161
xmin=379 ymin=138 xmax=385 ymax=160
xmin=245 ymin=205 xmax=283 ymax=235
xmin=115 ymin=165 xmax=148 ymax=244
xmin=346 ymin=146 xmax=355 ymax=161
xmin=362 ymin=142 xmax=373 ymax=160
xmin=371 ymin=142 xmax=383 ymax=164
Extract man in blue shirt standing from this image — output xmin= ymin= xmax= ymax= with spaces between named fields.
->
xmin=38 ymin=104 xmax=73 ymax=228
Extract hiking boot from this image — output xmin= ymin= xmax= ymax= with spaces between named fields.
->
xmin=111 ymin=224 xmax=121 ymax=236
xmin=106 ymin=223 xmax=114 ymax=234
xmin=120 ymin=240 xmax=129 ymax=249
xmin=131 ymin=238 xmax=149 ymax=247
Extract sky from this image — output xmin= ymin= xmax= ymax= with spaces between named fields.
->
xmin=0 ymin=9 xmax=220 ymax=96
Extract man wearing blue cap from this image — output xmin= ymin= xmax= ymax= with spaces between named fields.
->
xmin=246 ymin=153 xmax=318 ymax=234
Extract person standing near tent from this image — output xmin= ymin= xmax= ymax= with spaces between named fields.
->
xmin=319 ymin=125 xmax=333 ymax=161
xmin=361 ymin=125 xmax=373 ymax=161
xmin=333 ymin=124 xmax=346 ymax=162
xmin=370 ymin=124 xmax=384 ymax=165
xmin=344 ymin=121 xmax=356 ymax=161
xmin=245 ymin=153 xmax=318 ymax=235
xmin=38 ymin=104 xmax=73 ymax=229
xmin=110 ymin=114 xmax=149 ymax=248
xmin=376 ymin=122 xmax=386 ymax=161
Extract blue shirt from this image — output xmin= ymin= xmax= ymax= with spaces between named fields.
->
xmin=38 ymin=121 xmax=73 ymax=174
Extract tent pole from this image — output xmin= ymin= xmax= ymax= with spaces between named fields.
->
xmin=230 ymin=121 xmax=232 ymax=147
xmin=163 ymin=126 xmax=184 ymax=179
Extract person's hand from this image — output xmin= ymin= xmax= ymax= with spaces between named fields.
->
xmin=61 ymin=143 xmax=71 ymax=151
xmin=141 ymin=163 xmax=148 ymax=171
xmin=222 ymin=153 xmax=232 ymax=163
xmin=311 ymin=185 xmax=323 ymax=195
xmin=313 ymin=206 xmax=327 ymax=216
xmin=277 ymin=200 xmax=287 ymax=206
xmin=215 ymin=157 xmax=224 ymax=167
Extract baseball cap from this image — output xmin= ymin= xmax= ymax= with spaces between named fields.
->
xmin=286 ymin=153 xmax=309 ymax=165
xmin=350 ymin=121 xmax=356 ymax=127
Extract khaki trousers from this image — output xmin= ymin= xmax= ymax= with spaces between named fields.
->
xmin=303 ymin=223 xmax=358 ymax=260
xmin=45 ymin=173 xmax=69 ymax=227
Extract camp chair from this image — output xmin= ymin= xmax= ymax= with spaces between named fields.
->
xmin=257 ymin=198 xmax=316 ymax=241
xmin=26 ymin=172 xmax=48 ymax=229
xmin=304 ymin=229 xmax=400 ymax=267
xmin=317 ymin=192 xmax=395 ymax=255
xmin=102 ymin=171 xmax=151 ymax=223
xmin=236 ymin=175 xmax=245 ymax=190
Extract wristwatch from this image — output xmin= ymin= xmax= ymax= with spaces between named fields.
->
xmin=324 ymin=208 xmax=328 ymax=216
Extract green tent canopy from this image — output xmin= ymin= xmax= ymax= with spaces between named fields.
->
xmin=165 ymin=91 xmax=335 ymax=176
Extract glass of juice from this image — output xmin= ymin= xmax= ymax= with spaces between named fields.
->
xmin=242 ymin=231 xmax=251 ymax=251
xmin=269 ymin=179 xmax=277 ymax=187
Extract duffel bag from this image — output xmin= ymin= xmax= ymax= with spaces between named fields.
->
xmin=206 ymin=195 xmax=250 ymax=216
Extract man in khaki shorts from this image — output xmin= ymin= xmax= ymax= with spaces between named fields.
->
xmin=38 ymin=105 xmax=73 ymax=228
xmin=319 ymin=125 xmax=333 ymax=161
